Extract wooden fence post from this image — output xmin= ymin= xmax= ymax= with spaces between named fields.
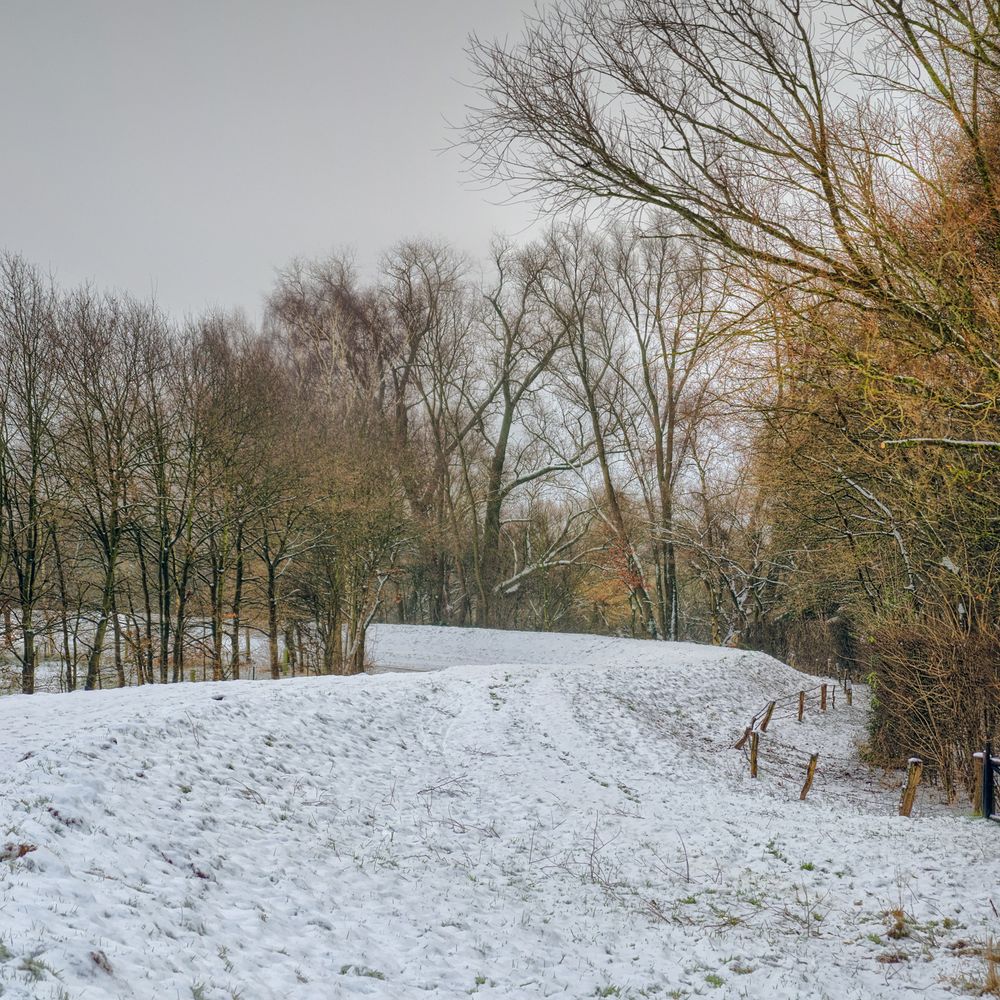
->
xmin=820 ymin=684 xmax=828 ymax=711
xmin=798 ymin=690 xmax=805 ymax=723
xmin=846 ymin=681 xmax=853 ymax=707
xmin=831 ymin=687 xmax=836 ymax=709
xmin=899 ymin=758 xmax=923 ymax=817
xmin=750 ymin=731 xmax=759 ymax=778
xmin=760 ymin=701 xmax=776 ymax=732
xmin=733 ymin=727 xmax=752 ymax=750
xmin=800 ymin=754 xmax=819 ymax=800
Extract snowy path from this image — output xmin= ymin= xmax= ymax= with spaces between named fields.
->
xmin=0 ymin=626 xmax=995 ymax=999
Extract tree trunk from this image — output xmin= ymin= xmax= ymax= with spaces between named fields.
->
xmin=229 ymin=525 xmax=244 ymax=680
xmin=111 ymin=590 xmax=125 ymax=687
xmin=267 ymin=561 xmax=280 ymax=679
xmin=210 ymin=550 xmax=225 ymax=681
xmin=51 ymin=530 xmax=75 ymax=691
xmin=322 ymin=621 xmax=336 ymax=675
xmin=21 ymin=613 xmax=34 ymax=695
xmin=331 ymin=610 xmax=343 ymax=674
xmin=134 ymin=530 xmax=156 ymax=683
xmin=285 ymin=623 xmax=296 ymax=677
xmin=172 ymin=608 xmax=185 ymax=684
xmin=296 ymin=625 xmax=307 ymax=675
xmin=85 ymin=570 xmax=116 ymax=691
xmin=477 ymin=404 xmax=515 ymax=627
xmin=171 ymin=551 xmax=193 ymax=683
xmin=158 ymin=537 xmax=171 ymax=684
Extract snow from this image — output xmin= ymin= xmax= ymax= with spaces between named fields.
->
xmin=0 ymin=625 xmax=996 ymax=999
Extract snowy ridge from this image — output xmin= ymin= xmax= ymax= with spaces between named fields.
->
xmin=0 ymin=626 xmax=993 ymax=999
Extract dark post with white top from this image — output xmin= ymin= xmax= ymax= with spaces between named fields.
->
xmin=977 ymin=742 xmax=995 ymax=821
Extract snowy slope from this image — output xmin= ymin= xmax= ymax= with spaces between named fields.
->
xmin=0 ymin=626 xmax=995 ymax=1000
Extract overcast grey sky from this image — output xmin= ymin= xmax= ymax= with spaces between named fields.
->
xmin=0 ymin=1 xmax=540 ymax=320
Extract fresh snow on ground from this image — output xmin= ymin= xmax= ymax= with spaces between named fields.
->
xmin=0 ymin=626 xmax=995 ymax=999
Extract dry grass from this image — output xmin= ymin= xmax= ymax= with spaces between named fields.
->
xmin=885 ymin=907 xmax=910 ymax=940
xmin=982 ymin=937 xmax=1000 ymax=997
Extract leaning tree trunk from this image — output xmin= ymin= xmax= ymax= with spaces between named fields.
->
xmin=85 ymin=563 xmax=117 ymax=690
xmin=171 ymin=557 xmax=192 ymax=684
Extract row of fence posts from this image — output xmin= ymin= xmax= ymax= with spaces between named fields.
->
xmin=734 ymin=675 xmax=931 ymax=816
xmin=738 ymin=677 xmax=999 ymax=822
xmin=735 ymin=680 xmax=847 ymax=799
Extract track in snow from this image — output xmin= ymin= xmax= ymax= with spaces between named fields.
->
xmin=0 ymin=626 xmax=994 ymax=1000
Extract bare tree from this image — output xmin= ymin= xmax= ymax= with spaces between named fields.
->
xmin=56 ymin=291 xmax=161 ymax=689
xmin=0 ymin=254 xmax=60 ymax=693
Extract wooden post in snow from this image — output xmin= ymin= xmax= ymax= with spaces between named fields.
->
xmin=798 ymin=691 xmax=805 ymax=722
xmin=899 ymin=758 xmax=923 ymax=817
xmin=820 ymin=684 xmax=828 ymax=711
xmin=759 ymin=701 xmax=777 ymax=732
xmin=733 ymin=727 xmax=752 ymax=750
xmin=831 ymin=687 xmax=836 ymax=709
xmin=846 ymin=680 xmax=853 ymax=707
xmin=800 ymin=754 xmax=819 ymax=800
xmin=750 ymin=731 xmax=760 ymax=778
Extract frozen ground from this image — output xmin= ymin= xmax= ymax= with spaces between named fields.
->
xmin=0 ymin=626 xmax=996 ymax=1000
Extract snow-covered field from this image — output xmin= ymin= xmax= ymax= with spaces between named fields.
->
xmin=0 ymin=626 xmax=995 ymax=999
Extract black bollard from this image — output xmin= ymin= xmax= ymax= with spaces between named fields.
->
xmin=982 ymin=741 xmax=995 ymax=820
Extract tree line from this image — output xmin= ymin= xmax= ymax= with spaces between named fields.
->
xmin=0 ymin=223 xmax=760 ymax=699
xmin=0 ymin=253 xmax=404 ymax=694
xmin=2 ymin=204 xmax=780 ymax=690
